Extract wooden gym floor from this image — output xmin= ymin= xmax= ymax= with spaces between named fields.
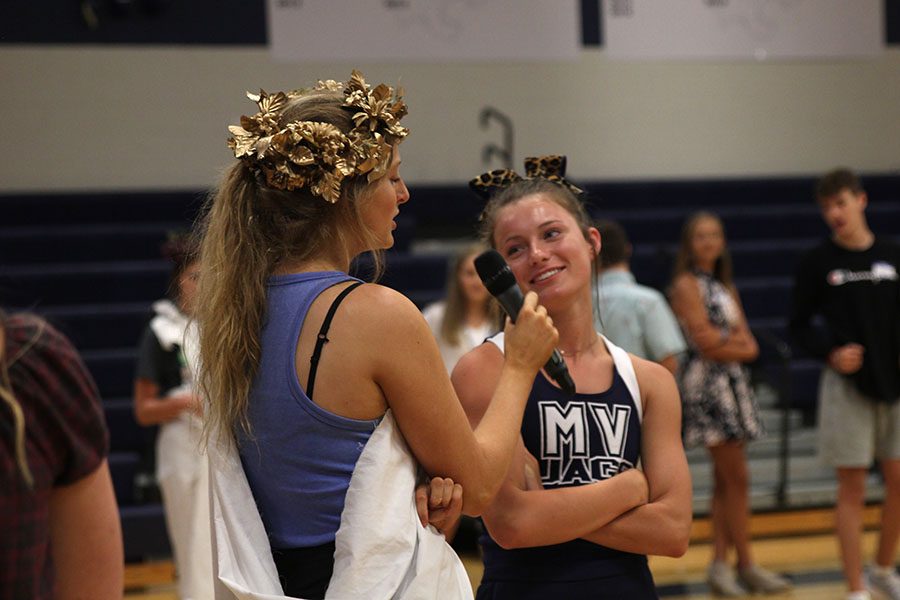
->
xmin=125 ymin=505 xmax=886 ymax=599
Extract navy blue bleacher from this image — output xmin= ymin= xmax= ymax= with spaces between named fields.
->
xmin=353 ymin=251 xmax=450 ymax=308
xmin=39 ymin=302 xmax=152 ymax=351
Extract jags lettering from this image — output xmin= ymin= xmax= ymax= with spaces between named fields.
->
xmin=539 ymin=401 xmax=634 ymax=486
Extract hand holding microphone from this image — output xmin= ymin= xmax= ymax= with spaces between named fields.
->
xmin=475 ymin=249 xmax=576 ymax=395
xmin=502 ymin=292 xmax=560 ymax=377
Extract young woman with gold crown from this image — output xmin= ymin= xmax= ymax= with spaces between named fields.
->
xmin=197 ymin=72 xmax=558 ymax=599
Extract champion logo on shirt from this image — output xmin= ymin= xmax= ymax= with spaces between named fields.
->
xmin=827 ymin=262 xmax=898 ymax=286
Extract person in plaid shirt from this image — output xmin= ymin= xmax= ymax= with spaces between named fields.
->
xmin=0 ymin=311 xmax=123 ymax=599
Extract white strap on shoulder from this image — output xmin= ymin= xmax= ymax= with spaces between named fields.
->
xmin=486 ymin=331 xmax=505 ymax=354
xmin=601 ymin=334 xmax=643 ymax=424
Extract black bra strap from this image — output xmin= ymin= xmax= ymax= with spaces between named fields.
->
xmin=306 ymin=281 xmax=364 ymax=400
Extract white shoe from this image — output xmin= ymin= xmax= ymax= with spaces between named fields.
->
xmin=737 ymin=563 xmax=792 ymax=594
xmin=707 ymin=561 xmax=747 ymax=597
xmin=869 ymin=565 xmax=900 ymax=600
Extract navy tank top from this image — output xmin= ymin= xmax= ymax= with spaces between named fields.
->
xmin=479 ymin=333 xmax=651 ymax=584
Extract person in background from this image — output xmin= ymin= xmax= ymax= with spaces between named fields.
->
xmin=789 ymin=168 xmax=900 ymax=600
xmin=669 ymin=211 xmax=791 ymax=596
xmin=594 ymin=219 xmax=686 ymax=375
xmin=423 ymin=242 xmax=497 ymax=375
xmin=455 ymin=158 xmax=692 ymax=599
xmin=1 ymin=311 xmax=123 ymax=599
xmin=133 ymin=233 xmax=212 ymax=600
xmin=196 ymin=71 xmax=557 ymax=599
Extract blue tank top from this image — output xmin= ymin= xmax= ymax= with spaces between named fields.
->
xmin=479 ymin=333 xmax=650 ymax=583
xmin=238 ymin=271 xmax=381 ymax=549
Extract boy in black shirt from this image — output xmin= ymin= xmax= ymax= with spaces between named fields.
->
xmin=789 ymin=168 xmax=900 ymax=600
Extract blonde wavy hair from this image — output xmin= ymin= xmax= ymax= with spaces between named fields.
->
xmin=196 ymin=89 xmax=392 ymax=444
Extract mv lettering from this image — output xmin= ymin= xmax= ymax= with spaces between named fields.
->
xmin=539 ymin=401 xmax=635 ymax=485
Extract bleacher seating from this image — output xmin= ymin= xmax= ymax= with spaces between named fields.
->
xmin=2 ymin=173 xmax=897 ymax=558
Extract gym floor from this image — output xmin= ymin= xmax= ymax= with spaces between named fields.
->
xmin=124 ymin=506 xmax=886 ymax=599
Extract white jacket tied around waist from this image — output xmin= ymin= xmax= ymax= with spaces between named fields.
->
xmin=209 ymin=409 xmax=473 ymax=600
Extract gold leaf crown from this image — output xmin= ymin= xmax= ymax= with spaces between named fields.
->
xmin=227 ymin=70 xmax=409 ymax=204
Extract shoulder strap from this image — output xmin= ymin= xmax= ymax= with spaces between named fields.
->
xmin=306 ymin=281 xmax=364 ymax=400
xmin=602 ymin=334 xmax=643 ymax=424
xmin=485 ymin=331 xmax=505 ymax=354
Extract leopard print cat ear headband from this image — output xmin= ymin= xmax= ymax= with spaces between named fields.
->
xmin=227 ymin=70 xmax=408 ymax=204
xmin=468 ymin=155 xmax=584 ymax=202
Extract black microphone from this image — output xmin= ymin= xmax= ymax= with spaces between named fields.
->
xmin=474 ymin=249 xmax=576 ymax=396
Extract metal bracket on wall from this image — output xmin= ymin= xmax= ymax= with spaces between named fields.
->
xmin=479 ymin=106 xmax=514 ymax=171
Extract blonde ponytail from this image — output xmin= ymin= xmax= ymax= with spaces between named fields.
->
xmin=196 ymin=165 xmax=271 ymax=442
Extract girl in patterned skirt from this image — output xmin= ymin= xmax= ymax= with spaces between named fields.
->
xmin=669 ymin=211 xmax=791 ymax=596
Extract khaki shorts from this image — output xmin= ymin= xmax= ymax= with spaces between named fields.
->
xmin=818 ymin=368 xmax=900 ymax=468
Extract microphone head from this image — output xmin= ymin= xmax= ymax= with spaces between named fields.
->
xmin=474 ymin=249 xmax=518 ymax=297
